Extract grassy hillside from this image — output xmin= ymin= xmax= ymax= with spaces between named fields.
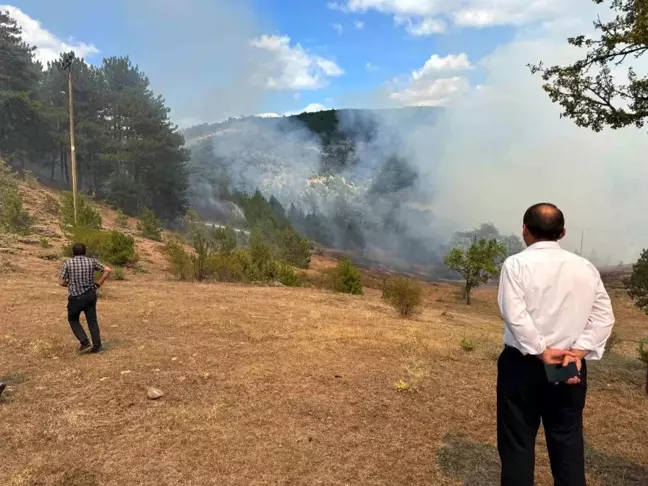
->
xmin=1 ymin=182 xmax=647 ymax=485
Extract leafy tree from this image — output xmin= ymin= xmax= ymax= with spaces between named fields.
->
xmin=627 ymin=249 xmax=648 ymax=312
xmin=212 ymin=226 xmax=237 ymax=255
xmin=530 ymin=0 xmax=648 ymax=131
xmin=276 ymin=227 xmax=311 ymax=269
xmin=444 ymin=239 xmax=507 ymax=305
xmin=450 ymin=223 xmax=523 ymax=257
xmin=626 ymin=249 xmax=648 ymax=395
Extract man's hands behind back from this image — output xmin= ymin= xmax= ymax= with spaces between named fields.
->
xmin=538 ymin=348 xmax=587 ymax=385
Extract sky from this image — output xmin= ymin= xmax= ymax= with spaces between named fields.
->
xmin=4 ymin=0 xmax=648 ymax=263
xmin=5 ymin=0 xmax=534 ymax=125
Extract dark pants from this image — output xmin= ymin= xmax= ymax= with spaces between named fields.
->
xmin=67 ymin=289 xmax=101 ymax=347
xmin=497 ymin=346 xmax=587 ymax=486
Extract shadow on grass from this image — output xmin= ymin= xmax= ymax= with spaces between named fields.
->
xmin=588 ymin=353 xmax=646 ymax=391
xmin=0 ymin=370 xmax=28 ymax=385
xmin=438 ymin=433 xmax=648 ymax=486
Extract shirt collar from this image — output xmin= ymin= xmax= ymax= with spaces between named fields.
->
xmin=525 ymin=241 xmax=561 ymax=251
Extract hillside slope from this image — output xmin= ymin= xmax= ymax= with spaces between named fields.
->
xmin=1 ymin=182 xmax=647 ymax=485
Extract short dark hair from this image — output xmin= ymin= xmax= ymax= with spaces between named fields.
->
xmin=72 ymin=243 xmax=87 ymax=256
xmin=523 ymin=203 xmax=565 ymax=241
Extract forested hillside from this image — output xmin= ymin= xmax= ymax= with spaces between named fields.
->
xmin=0 ymin=10 xmax=189 ymax=221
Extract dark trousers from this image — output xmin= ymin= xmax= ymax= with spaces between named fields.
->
xmin=497 ymin=346 xmax=587 ymax=486
xmin=67 ymin=290 xmax=101 ymax=347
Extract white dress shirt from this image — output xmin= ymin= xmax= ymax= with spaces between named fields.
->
xmin=498 ymin=241 xmax=615 ymax=360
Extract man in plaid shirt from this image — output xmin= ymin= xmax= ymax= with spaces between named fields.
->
xmin=59 ymin=243 xmax=112 ymax=353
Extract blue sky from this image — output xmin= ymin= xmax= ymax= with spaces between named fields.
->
xmin=5 ymin=0 xmax=532 ymax=125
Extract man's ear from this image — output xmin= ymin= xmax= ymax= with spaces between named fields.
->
xmin=558 ymin=228 xmax=567 ymax=241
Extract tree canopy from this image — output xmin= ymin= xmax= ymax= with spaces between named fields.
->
xmin=530 ymin=0 xmax=648 ymax=131
xmin=444 ymin=238 xmax=507 ymax=305
xmin=0 ymin=9 xmax=189 ymax=221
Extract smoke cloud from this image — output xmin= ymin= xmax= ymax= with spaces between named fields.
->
xmin=179 ymin=1 xmax=648 ymax=267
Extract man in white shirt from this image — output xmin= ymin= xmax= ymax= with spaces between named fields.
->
xmin=497 ymin=203 xmax=615 ymax=486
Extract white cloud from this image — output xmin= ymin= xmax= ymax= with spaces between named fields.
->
xmin=256 ymin=102 xmax=329 ymax=119
xmin=353 ymin=20 xmax=365 ymax=29
xmin=1 ymin=5 xmax=99 ymax=65
xmin=366 ymin=61 xmax=378 ymax=72
xmin=301 ymin=103 xmax=328 ymax=113
xmin=412 ymin=53 xmax=473 ymax=79
xmin=390 ymin=76 xmax=469 ymax=106
xmin=250 ymin=34 xmax=344 ymax=90
xmin=396 ymin=16 xmax=445 ymax=35
xmin=389 ymin=53 xmax=472 ymax=107
xmin=334 ymin=0 xmax=568 ymax=33
xmin=333 ymin=23 xmax=343 ymax=34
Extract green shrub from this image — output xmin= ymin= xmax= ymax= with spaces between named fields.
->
xmin=277 ymin=228 xmax=311 ymax=269
xmin=250 ymin=232 xmax=277 ymax=281
xmin=113 ymin=267 xmax=125 ymax=280
xmin=204 ymin=253 xmax=246 ymax=282
xmin=212 ymin=226 xmax=237 ymax=255
xmin=639 ymin=339 xmax=648 ymax=365
xmin=461 ymin=338 xmax=476 ymax=352
xmin=137 ymin=208 xmax=163 ymax=241
xmin=43 ymin=194 xmax=60 ymax=215
xmin=163 ymin=237 xmax=193 ymax=280
xmin=60 ymin=192 xmax=102 ymax=230
xmin=64 ymin=228 xmax=137 ymax=267
xmin=0 ymin=187 xmax=31 ymax=235
xmin=333 ymin=257 xmax=363 ymax=295
xmin=115 ymin=209 xmax=129 ymax=228
xmin=39 ymin=237 xmax=50 ymax=248
xmin=276 ymin=262 xmax=300 ymax=287
xmin=382 ymin=276 xmax=423 ymax=318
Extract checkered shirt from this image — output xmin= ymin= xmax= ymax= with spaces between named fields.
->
xmin=59 ymin=256 xmax=106 ymax=297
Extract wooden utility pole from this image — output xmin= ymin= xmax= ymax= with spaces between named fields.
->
xmin=63 ymin=53 xmax=78 ymax=224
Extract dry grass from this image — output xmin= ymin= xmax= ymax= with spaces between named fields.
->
xmin=1 ymin=183 xmax=647 ymax=485
xmin=1 ymin=272 xmax=647 ymax=485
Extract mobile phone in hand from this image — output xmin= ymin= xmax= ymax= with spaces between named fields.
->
xmin=544 ymin=362 xmax=579 ymax=383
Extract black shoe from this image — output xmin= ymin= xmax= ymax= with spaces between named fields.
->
xmin=78 ymin=341 xmax=91 ymax=353
xmin=90 ymin=345 xmax=102 ymax=354
xmin=0 ymin=383 xmax=6 ymax=397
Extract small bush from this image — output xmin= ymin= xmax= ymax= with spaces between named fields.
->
xmin=64 ymin=228 xmax=137 ymax=267
xmin=461 ymin=338 xmax=476 ymax=352
xmin=137 ymin=208 xmax=163 ymax=241
xmin=39 ymin=237 xmax=50 ymax=248
xmin=605 ymin=331 xmax=620 ymax=354
xmin=276 ymin=262 xmax=300 ymax=287
xmin=333 ymin=257 xmax=363 ymax=295
xmin=60 ymin=193 xmax=102 ymax=230
xmin=112 ymin=267 xmax=125 ymax=280
xmin=204 ymin=253 xmax=246 ymax=282
xmin=0 ymin=187 xmax=31 ymax=235
xmin=382 ymin=276 xmax=423 ymax=317
xmin=43 ymin=194 xmax=60 ymax=215
xmin=115 ymin=210 xmax=129 ymax=228
xmin=164 ymin=237 xmax=193 ymax=280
